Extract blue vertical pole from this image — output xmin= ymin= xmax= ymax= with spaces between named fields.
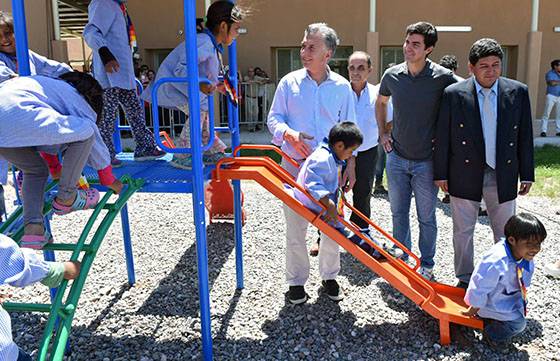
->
xmin=227 ymin=32 xmax=244 ymax=290
xmin=11 ymin=0 xmax=30 ymax=76
xmin=120 ymin=204 xmax=136 ymax=285
xmin=183 ymin=1 xmax=213 ymax=360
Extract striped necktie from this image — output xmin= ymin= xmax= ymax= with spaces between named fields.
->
xmin=516 ymin=264 xmax=528 ymax=316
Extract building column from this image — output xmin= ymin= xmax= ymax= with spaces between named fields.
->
xmin=525 ymin=32 xmax=542 ymax=121
xmin=367 ymin=0 xmax=379 ymax=83
xmin=367 ymin=32 xmax=380 ymax=83
xmin=525 ymin=0 xmax=542 ymax=121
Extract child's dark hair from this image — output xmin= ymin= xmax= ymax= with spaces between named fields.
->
xmin=405 ymin=21 xmax=438 ymax=49
xmin=59 ymin=71 xmax=104 ymax=123
xmin=468 ymin=38 xmax=503 ymax=65
xmin=328 ymin=122 xmax=363 ymax=149
xmin=205 ymin=1 xmax=246 ymax=34
xmin=551 ymin=59 xmax=560 ymax=69
xmin=504 ymin=213 xmax=547 ymax=243
xmin=0 ymin=11 xmax=14 ymax=34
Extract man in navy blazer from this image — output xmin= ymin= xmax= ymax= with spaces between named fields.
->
xmin=434 ymin=38 xmax=535 ymax=288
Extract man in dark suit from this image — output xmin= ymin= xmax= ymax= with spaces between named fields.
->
xmin=434 ymin=38 xmax=534 ymax=288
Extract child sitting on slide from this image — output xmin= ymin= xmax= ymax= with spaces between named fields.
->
xmin=0 ymin=234 xmax=81 ymax=361
xmin=293 ymin=122 xmax=384 ymax=259
xmin=0 ymin=72 xmax=122 ymax=249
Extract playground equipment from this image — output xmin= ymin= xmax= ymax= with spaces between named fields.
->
xmin=214 ymin=146 xmax=484 ymax=345
xmin=4 ymin=0 xmax=483 ymax=360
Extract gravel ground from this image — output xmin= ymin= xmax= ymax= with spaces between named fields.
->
xmin=2 ymin=182 xmax=560 ymax=361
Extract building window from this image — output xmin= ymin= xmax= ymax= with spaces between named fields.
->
xmin=380 ymin=46 xmax=404 ymax=75
xmin=275 ymin=46 xmax=353 ymax=80
xmin=501 ymin=46 xmax=518 ymax=79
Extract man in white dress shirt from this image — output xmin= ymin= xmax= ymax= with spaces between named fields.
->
xmin=267 ymin=23 xmax=356 ymax=304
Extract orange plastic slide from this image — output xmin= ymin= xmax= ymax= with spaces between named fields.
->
xmin=214 ymin=147 xmax=483 ymax=345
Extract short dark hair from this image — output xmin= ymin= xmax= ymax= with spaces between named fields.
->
xmin=205 ymin=1 xmax=246 ymax=34
xmin=59 ymin=71 xmax=104 ymax=123
xmin=551 ymin=59 xmax=560 ymax=69
xmin=405 ymin=21 xmax=438 ymax=49
xmin=328 ymin=122 xmax=363 ymax=149
xmin=439 ymin=54 xmax=458 ymax=72
xmin=468 ymin=38 xmax=504 ymax=65
xmin=504 ymin=213 xmax=547 ymax=244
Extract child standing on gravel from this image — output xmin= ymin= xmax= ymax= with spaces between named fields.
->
xmin=142 ymin=1 xmax=247 ymax=169
xmin=0 ymin=72 xmax=122 ymax=250
xmin=290 ymin=122 xmax=382 ymax=304
xmin=0 ymin=234 xmax=81 ymax=361
xmin=462 ymin=213 xmax=547 ymax=348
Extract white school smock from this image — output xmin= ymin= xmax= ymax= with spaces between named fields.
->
xmin=83 ymin=0 xmax=136 ymax=90
xmin=142 ymin=32 xmax=220 ymax=111
xmin=0 ymin=234 xmax=51 ymax=361
xmin=0 ymin=76 xmax=110 ymax=171
xmin=0 ymin=50 xmax=72 ymax=84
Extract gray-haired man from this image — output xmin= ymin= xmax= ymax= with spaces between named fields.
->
xmin=268 ymin=23 xmax=356 ymax=304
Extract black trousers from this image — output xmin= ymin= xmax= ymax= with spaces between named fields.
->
xmin=350 ymin=145 xmax=378 ymax=229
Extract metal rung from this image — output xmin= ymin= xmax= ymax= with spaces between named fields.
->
xmin=3 ymin=302 xmax=52 ymax=313
xmin=43 ymin=243 xmax=94 ymax=253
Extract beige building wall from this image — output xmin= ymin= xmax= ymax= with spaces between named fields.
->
xmin=0 ymin=0 xmax=51 ymax=56
xmin=3 ymin=0 xmax=560 ymax=116
xmin=536 ymin=0 xmax=560 ymax=116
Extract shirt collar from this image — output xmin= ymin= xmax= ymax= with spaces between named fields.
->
xmin=503 ymin=240 xmax=531 ymax=272
xmin=474 ymin=77 xmax=499 ymax=96
xmin=203 ymin=29 xmax=224 ymax=54
xmin=321 ymin=138 xmax=346 ymax=166
xmin=353 ymin=82 xmax=369 ymax=99
xmin=304 ymin=65 xmax=333 ymax=83
xmin=398 ymin=59 xmax=433 ymax=77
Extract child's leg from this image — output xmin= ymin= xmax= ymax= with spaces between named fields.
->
xmin=0 ymin=148 xmax=48 ymax=230
xmin=201 ymin=111 xmax=227 ymax=155
xmin=318 ymin=231 xmax=341 ymax=281
xmin=99 ymin=88 xmax=121 ymax=159
xmin=484 ymin=317 xmax=527 ymax=344
xmin=117 ymin=88 xmax=158 ymax=157
xmin=173 ymin=105 xmax=191 ymax=160
xmin=56 ymin=136 xmax=94 ymax=204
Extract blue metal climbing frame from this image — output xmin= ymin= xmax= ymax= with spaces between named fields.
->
xmin=8 ymin=0 xmax=245 ymax=360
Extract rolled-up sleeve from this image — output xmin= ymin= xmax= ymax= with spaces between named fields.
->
xmin=83 ymin=0 xmax=115 ymax=51
xmin=267 ymin=78 xmax=290 ymax=145
xmin=0 ymin=235 xmax=50 ymax=287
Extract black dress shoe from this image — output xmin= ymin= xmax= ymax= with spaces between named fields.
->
xmin=540 ymin=132 xmax=547 ymax=137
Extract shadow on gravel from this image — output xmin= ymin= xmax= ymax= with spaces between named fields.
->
xmin=136 ymin=223 xmax=236 ymax=318
xmin=86 ymin=284 xmax=132 ymax=332
xmin=339 ymin=252 xmax=380 ymax=286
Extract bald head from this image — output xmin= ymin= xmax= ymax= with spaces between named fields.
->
xmin=348 ymin=51 xmax=372 ymax=68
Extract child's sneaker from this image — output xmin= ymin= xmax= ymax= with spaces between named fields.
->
xmin=170 ymin=155 xmax=193 ymax=170
xmin=417 ymin=266 xmax=434 ymax=281
xmin=52 ymin=188 xmax=100 ymax=216
xmin=135 ymin=149 xmax=166 ymax=161
xmin=385 ymin=245 xmax=405 ymax=259
xmin=321 ymin=279 xmax=344 ymax=302
xmin=288 ymin=286 xmax=308 ymax=305
xmin=111 ymin=158 xmax=123 ymax=168
xmin=21 ymin=230 xmax=53 ymax=250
